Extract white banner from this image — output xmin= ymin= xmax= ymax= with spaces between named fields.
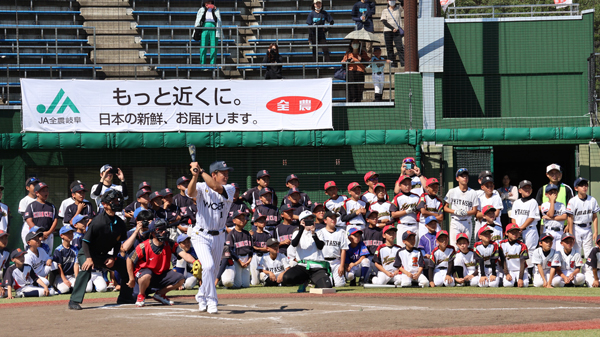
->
xmin=554 ymin=0 xmax=572 ymax=9
xmin=440 ymin=0 xmax=455 ymax=11
xmin=21 ymin=78 xmax=332 ymax=132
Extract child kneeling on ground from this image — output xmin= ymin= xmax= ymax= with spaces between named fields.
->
xmin=393 ymin=230 xmax=429 ymax=287
xmin=556 ymin=232 xmax=585 ymax=287
xmin=257 ymin=238 xmax=290 ymax=286
xmin=428 ymin=230 xmax=455 ymax=287
xmin=3 ymin=248 xmax=54 ymax=298
xmin=531 ymin=233 xmax=562 ymax=288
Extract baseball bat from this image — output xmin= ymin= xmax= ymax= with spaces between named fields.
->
xmin=362 ymin=284 xmax=399 ymax=288
xmin=188 ymin=144 xmax=199 ymax=173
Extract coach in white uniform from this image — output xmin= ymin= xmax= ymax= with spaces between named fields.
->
xmin=187 ymin=160 xmax=236 ymax=314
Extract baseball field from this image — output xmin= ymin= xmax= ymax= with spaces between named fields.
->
xmin=2 ymin=286 xmax=600 ymax=336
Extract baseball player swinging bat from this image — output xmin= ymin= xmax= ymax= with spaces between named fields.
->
xmin=189 ymin=145 xmax=199 ymax=173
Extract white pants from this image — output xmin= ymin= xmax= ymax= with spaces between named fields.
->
xmin=250 ymin=254 xmax=261 ymax=286
xmin=418 ymin=222 xmax=441 ymax=239
xmin=371 ymin=271 xmax=402 ymax=285
xmin=399 ymin=273 xmax=429 ymax=288
xmin=221 ymin=258 xmax=250 ymax=289
xmin=86 ymin=271 xmax=107 ymax=293
xmin=21 ymin=223 xmax=54 ymax=250
xmin=503 ymin=270 xmax=529 ymax=287
xmin=16 ymin=285 xmax=50 ymax=297
xmin=178 ymin=268 xmax=198 ymax=290
xmin=432 ymin=269 xmax=455 ymax=287
xmin=397 ymin=223 xmax=419 ymax=248
xmin=555 ymin=270 xmax=585 ymax=287
xmin=449 ymin=218 xmax=472 ymax=247
xmin=329 ymin=259 xmax=346 ymax=287
xmin=543 ymin=228 xmax=563 ymax=251
xmin=532 ymin=272 xmax=563 ymax=287
xmin=585 ymin=269 xmax=600 ymax=287
xmin=346 ymin=259 xmax=369 ymax=281
xmin=190 ymin=229 xmax=226 ymax=305
xmin=462 ymin=276 xmax=480 ymax=287
xmin=477 ymin=267 xmax=500 ymax=287
xmin=372 ymin=73 xmax=384 ymax=94
xmin=573 ymin=226 xmax=593 ymax=260
xmin=522 ymin=226 xmax=539 ymax=266
xmin=55 ymin=275 xmax=77 ymax=294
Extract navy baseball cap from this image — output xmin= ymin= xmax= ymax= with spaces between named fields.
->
xmin=176 ymin=176 xmax=189 ymax=186
xmin=540 ymin=233 xmax=554 ymax=241
xmin=209 ymin=161 xmax=234 ymax=174
xmin=148 ymin=219 xmax=168 ymax=232
xmin=69 ymin=180 xmax=84 ymax=190
xmin=136 ymin=188 xmax=151 ymax=199
xmin=100 ymin=164 xmax=115 ymax=174
xmin=253 ymin=210 xmax=267 ymax=222
xmin=287 ymin=187 xmax=301 ymax=196
xmin=34 ymin=182 xmax=48 ymax=192
xmin=259 ymin=187 xmax=273 ymax=196
xmin=324 ymin=210 xmax=339 ymax=219
xmin=545 ymin=184 xmax=559 ymax=192
xmin=71 ymin=214 xmax=88 ymax=225
xmin=25 ymin=177 xmax=39 ymax=187
xmin=455 ymin=168 xmax=468 ymax=177
xmin=266 ymin=238 xmax=279 ymax=247
xmin=402 ymin=230 xmax=416 ymax=240
xmin=286 ymin=174 xmax=299 ymax=183
xmin=518 ymin=180 xmax=532 ymax=189
xmin=149 ymin=191 xmax=162 ymax=201
xmin=478 ymin=170 xmax=492 ymax=179
xmin=59 ymin=225 xmax=75 ymax=235
xmin=425 ymin=216 xmax=438 ymax=225
xmin=160 ymin=188 xmax=174 ymax=197
xmin=480 ymin=176 xmax=494 ymax=185
xmin=311 ymin=202 xmax=325 ymax=212
xmin=177 ymin=234 xmax=190 ymax=243
xmin=231 ymin=209 xmax=249 ymax=219
xmin=574 ymin=177 xmax=589 ymax=187
xmin=347 ymin=228 xmax=363 ymax=236
xmin=365 ymin=210 xmax=379 ymax=218
xmin=561 ymin=232 xmax=575 ymax=242
xmin=71 ymin=184 xmax=87 ymax=193
xmin=280 ymin=204 xmax=295 ymax=213
xmin=231 ymin=182 xmax=240 ymax=190
xmin=138 ymin=181 xmax=151 ymax=190
xmin=10 ymin=248 xmax=26 ymax=260
xmin=25 ymin=231 xmax=42 ymax=242
xmin=257 ymin=170 xmax=270 ymax=179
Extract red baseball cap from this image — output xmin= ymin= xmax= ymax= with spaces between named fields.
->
xmin=478 ymin=226 xmax=493 ymax=237
xmin=426 ymin=177 xmax=439 ymax=186
xmin=397 ymin=175 xmax=411 ymax=184
xmin=403 ymin=157 xmax=415 ymax=163
xmin=374 ymin=182 xmax=386 ymax=190
xmin=456 ymin=233 xmax=469 ymax=242
xmin=481 ymin=205 xmax=496 ymax=214
xmin=347 ymin=182 xmax=361 ymax=192
xmin=505 ymin=223 xmax=520 ymax=234
xmin=364 ymin=171 xmax=379 ymax=183
xmin=383 ymin=225 xmax=397 ymax=235
xmin=324 ymin=181 xmax=337 ymax=191
xmin=0 ymin=230 xmax=7 ymax=238
xmin=436 ymin=230 xmax=449 ymax=240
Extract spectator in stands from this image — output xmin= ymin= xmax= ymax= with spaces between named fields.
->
xmin=351 ymin=0 xmax=375 ymax=54
xmin=497 ymin=174 xmax=518 ymax=228
xmin=380 ymin=0 xmax=404 ymax=67
xmin=307 ymin=0 xmax=334 ymax=63
xmin=262 ymin=43 xmax=283 ymax=80
xmin=195 ymin=0 xmax=222 ymax=65
xmin=342 ymin=40 xmax=369 ymax=102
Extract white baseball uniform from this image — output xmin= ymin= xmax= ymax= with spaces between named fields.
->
xmin=511 ymin=197 xmax=540 ymax=260
xmin=416 ymin=193 xmax=443 ymax=237
xmin=444 ymin=187 xmax=479 ymax=246
xmin=58 ymin=197 xmax=75 ymax=226
xmin=392 ymin=192 xmax=420 ymax=248
xmin=475 ymin=192 xmax=503 ymax=237
xmin=325 ymin=195 xmax=348 ymax=228
xmin=454 ymin=249 xmax=480 ymax=287
xmin=342 ymin=198 xmax=367 ymax=231
xmin=540 ymin=201 xmax=566 ymax=251
xmin=499 ymin=239 xmax=529 ymax=287
xmin=430 ymin=246 xmax=456 ymax=287
xmin=187 ymin=181 xmax=236 ymax=306
xmin=318 ymin=227 xmax=350 ymax=287
xmin=371 ymin=244 xmax=402 ymax=285
xmin=24 ymin=248 xmax=53 ymax=279
xmin=566 ymin=195 xmax=600 ymax=260
xmin=584 ymin=246 xmax=600 ymax=287
xmin=393 ymin=247 xmax=429 ymax=287
xmin=18 ymin=195 xmax=36 ymax=246
xmin=473 ymin=241 xmax=501 ymax=287
xmin=258 ymin=252 xmax=290 ymax=284
xmin=557 ymin=246 xmax=585 ymax=286
xmin=531 ymin=247 xmax=562 ymax=287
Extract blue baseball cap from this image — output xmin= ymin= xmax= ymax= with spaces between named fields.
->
xmin=29 ymin=226 xmax=41 ymax=233
xmin=545 ymin=184 xmax=559 ymax=193
xmin=59 ymin=225 xmax=75 ymax=235
xmin=574 ymin=177 xmax=589 ymax=187
xmin=177 ymin=234 xmax=190 ymax=243
xmin=347 ymin=228 xmax=363 ymax=236
xmin=209 ymin=161 xmax=234 ymax=174
xmin=456 ymin=168 xmax=469 ymax=177
xmin=71 ymin=214 xmax=89 ymax=225
xmin=425 ymin=216 xmax=438 ymax=225
xmin=25 ymin=177 xmax=39 ymax=187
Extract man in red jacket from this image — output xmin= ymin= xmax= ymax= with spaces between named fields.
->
xmin=127 ymin=219 xmax=198 ymax=307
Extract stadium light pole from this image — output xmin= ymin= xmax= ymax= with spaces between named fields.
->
xmin=404 ymin=0 xmax=418 ymax=72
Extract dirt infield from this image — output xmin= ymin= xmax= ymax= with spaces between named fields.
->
xmin=3 ymin=293 xmax=600 ymax=336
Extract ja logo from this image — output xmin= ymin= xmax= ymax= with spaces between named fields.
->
xmin=36 ymin=89 xmax=80 ymax=114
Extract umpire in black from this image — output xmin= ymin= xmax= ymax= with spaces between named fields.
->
xmin=68 ymin=190 xmax=134 ymax=310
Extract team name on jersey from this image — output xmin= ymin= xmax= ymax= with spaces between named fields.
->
xmin=513 ymin=209 xmax=530 ymax=216
xmin=323 ymin=240 xmax=342 ymax=247
xmin=265 ymin=264 xmax=285 ymax=273
xmin=31 ymin=211 xmax=53 ymax=218
xmin=364 ymin=239 xmax=382 ymax=247
xmin=234 ymin=240 xmax=252 ymax=249
xmin=203 ymin=201 xmax=225 ymax=210
xmin=448 ymin=199 xmax=473 ymax=207
xmin=573 ymin=209 xmax=593 ymax=216
xmin=279 ymin=234 xmax=293 ymax=242
xmin=382 ymin=256 xmax=395 ymax=266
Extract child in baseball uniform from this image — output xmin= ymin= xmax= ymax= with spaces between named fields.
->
xmin=23 ymin=182 xmax=58 ymax=250
xmin=444 ymin=168 xmax=479 ymax=247
xmin=391 ymin=175 xmax=420 ymax=247
xmin=324 ymin=181 xmax=348 ymax=228
xmin=340 ymin=182 xmax=367 ymax=231
xmin=473 ymin=226 xmax=501 ymax=287
xmin=318 ymin=210 xmax=350 ymax=287
xmin=428 ymin=230 xmax=455 ymax=287
xmin=312 ymin=203 xmax=327 ymax=231
xmin=419 ymin=216 xmax=438 ymax=279
xmin=363 ymin=171 xmax=385 ymax=204
xmin=226 ymin=183 xmax=248 ymax=234
xmin=363 ymin=210 xmax=383 ymax=282
xmin=475 ymin=176 xmax=503 ymax=237
xmin=19 ymin=177 xmax=39 ymax=246
xmin=221 ymin=210 xmax=253 ymax=289
xmin=372 ymin=225 xmax=402 ymax=285
xmin=257 ymin=239 xmax=290 ymax=286
xmin=480 ymin=205 xmax=504 ymax=242
xmin=345 ymin=227 xmax=370 ymax=285
xmin=499 ymin=224 xmax=530 ymax=287
xmin=395 ymin=157 xmax=427 ymax=196
xmin=556 ymin=232 xmax=585 ymax=287
xmin=369 ymin=183 xmax=395 ymax=228
xmin=540 ymin=184 xmax=567 ymax=251
xmin=416 ymin=177 xmax=443 ymax=238
xmin=369 ymin=47 xmax=390 ymax=102
xmin=0 ymin=230 xmax=8 ymax=298
xmin=250 ymin=211 xmax=271 ymax=286
xmin=174 ymin=234 xmax=199 ymax=290
xmin=282 ymin=174 xmax=312 ymax=208
xmin=241 ymin=170 xmax=278 ymax=211
xmin=53 ymin=225 xmax=79 ymax=294
xmin=394 ymin=230 xmax=429 ymax=287
xmin=255 ymin=188 xmax=280 ymax=236
xmin=276 ymin=204 xmax=296 ymax=258
xmin=63 ymin=184 xmax=96 ymax=227
xmin=566 ymin=177 xmax=599 ymax=260
xmin=287 ymin=188 xmax=310 ymax=227
xmin=584 ymin=235 xmax=600 ymax=287
xmin=531 ymin=233 xmax=562 ymax=288
xmin=511 ymin=180 xmax=540 ymax=274
xmin=454 ymin=233 xmax=480 ymax=287
xmin=3 ymin=248 xmax=53 ymax=298
xmin=24 ymin=231 xmax=52 ymax=286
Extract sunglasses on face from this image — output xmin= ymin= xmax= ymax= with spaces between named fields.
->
xmin=368 ymin=177 xmax=379 ymax=181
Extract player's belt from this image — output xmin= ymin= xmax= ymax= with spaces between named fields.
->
xmin=546 ymin=226 xmax=562 ymax=232
xmin=576 ymin=223 xmax=591 ymax=228
xmin=436 ymin=267 xmax=447 ymax=270
xmin=324 ymin=257 xmax=337 ymax=261
xmin=198 ymin=227 xmax=225 ymax=236
xmin=255 ymin=252 xmax=264 ymax=257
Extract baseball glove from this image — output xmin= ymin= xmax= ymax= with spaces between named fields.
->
xmin=192 ymin=260 xmax=202 ymax=281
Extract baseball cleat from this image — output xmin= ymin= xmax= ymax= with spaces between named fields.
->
xmin=153 ymin=293 xmax=174 ymax=305
xmin=199 ymin=301 xmax=208 ymax=312
xmin=68 ymin=300 xmax=82 ymax=310
xmin=207 ymin=304 xmax=218 ymax=314
xmin=135 ymin=294 xmax=146 ymax=307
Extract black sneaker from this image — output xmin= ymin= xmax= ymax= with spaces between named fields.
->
xmin=116 ymin=297 xmax=136 ymax=305
xmin=349 ymin=279 xmax=356 ymax=287
xmin=68 ymin=300 xmax=82 ymax=310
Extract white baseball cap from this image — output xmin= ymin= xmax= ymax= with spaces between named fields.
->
xmin=299 ymin=210 xmax=315 ymax=220
xmin=546 ymin=164 xmax=561 ymax=173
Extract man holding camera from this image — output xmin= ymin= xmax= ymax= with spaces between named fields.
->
xmin=394 ymin=157 xmax=428 ymax=196
xmin=90 ymin=164 xmax=129 ymax=220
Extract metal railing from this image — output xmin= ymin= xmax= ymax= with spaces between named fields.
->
xmin=0 ymin=25 xmax=96 ymax=66
xmin=446 ymin=3 xmax=580 ymax=19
